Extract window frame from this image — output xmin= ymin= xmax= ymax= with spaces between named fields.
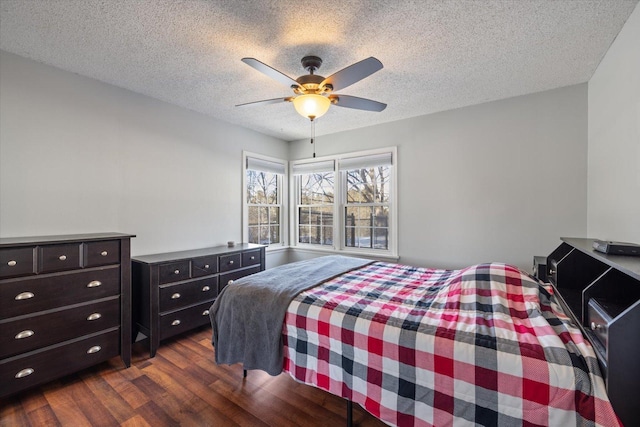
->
xmin=242 ymin=151 xmax=288 ymax=250
xmin=295 ymin=163 xmax=336 ymax=248
xmin=290 ymin=147 xmax=397 ymax=258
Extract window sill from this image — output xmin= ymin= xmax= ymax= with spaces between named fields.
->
xmin=264 ymin=245 xmax=290 ymax=253
xmin=291 ymin=245 xmax=399 ymax=262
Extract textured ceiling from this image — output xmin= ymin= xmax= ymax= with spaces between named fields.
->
xmin=0 ymin=1 xmax=637 ymax=141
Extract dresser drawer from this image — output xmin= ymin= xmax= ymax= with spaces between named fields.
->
xmin=0 ymin=247 xmax=36 ymax=279
xmin=192 ymin=255 xmax=218 ymax=277
xmin=84 ymin=240 xmax=120 ymax=267
xmin=218 ymin=266 xmax=261 ymax=293
xmin=159 ymin=276 xmax=218 ymax=312
xmin=219 ymin=253 xmax=241 ymax=273
xmin=0 ymin=266 xmax=121 ymax=319
xmin=38 ymin=243 xmax=81 ymax=273
xmin=158 ymin=261 xmax=190 ymax=284
xmin=0 ymin=297 xmax=120 ymax=359
xmin=242 ymin=249 xmax=261 ymax=267
xmin=0 ymin=328 xmax=120 ymax=398
xmin=159 ymin=300 xmax=214 ymax=341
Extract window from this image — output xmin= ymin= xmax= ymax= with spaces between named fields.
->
xmin=244 ymin=154 xmax=286 ymax=246
xmin=293 ymin=160 xmax=335 ymax=247
xmin=342 ymin=159 xmax=391 ymax=250
xmin=291 ymin=148 xmax=396 ymax=257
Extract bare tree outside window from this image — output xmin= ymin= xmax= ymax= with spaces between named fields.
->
xmin=292 ymin=150 xmax=395 ymax=255
xmin=298 ymin=172 xmax=334 ymax=246
xmin=345 ymin=166 xmax=390 ymax=250
xmin=247 ymin=170 xmax=280 ymax=245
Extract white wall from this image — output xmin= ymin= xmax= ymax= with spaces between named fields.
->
xmin=0 ymin=49 xmax=596 ymax=272
xmin=290 ymin=85 xmax=589 ymax=270
xmin=588 ymin=4 xmax=640 ymax=244
xmin=0 ymin=51 xmax=288 ymax=263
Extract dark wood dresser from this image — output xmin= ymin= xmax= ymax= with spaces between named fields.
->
xmin=547 ymin=237 xmax=640 ymax=426
xmin=0 ymin=232 xmax=134 ymax=398
xmin=132 ymin=243 xmax=265 ymax=357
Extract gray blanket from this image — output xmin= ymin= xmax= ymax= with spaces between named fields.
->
xmin=210 ymin=255 xmax=373 ymax=375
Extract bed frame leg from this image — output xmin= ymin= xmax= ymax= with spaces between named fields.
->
xmin=346 ymin=399 xmax=353 ymax=427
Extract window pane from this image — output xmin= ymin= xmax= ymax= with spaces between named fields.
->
xmin=300 ymin=172 xmax=334 ymax=204
xmin=299 ymin=226 xmax=310 ymax=243
xmin=248 ymin=206 xmax=259 ymax=226
xmin=248 ymin=226 xmax=259 ymax=244
xmin=269 ymin=207 xmax=279 ymax=224
xmin=346 ymin=227 xmax=370 ymax=248
xmin=345 ymin=207 xmax=357 ymax=226
xmin=247 ymin=171 xmax=278 ymax=204
xmin=345 ymin=166 xmax=390 ymax=203
xmin=270 ymin=226 xmax=280 ymax=244
xmin=259 ymin=207 xmax=268 ymax=224
xmin=374 ymin=206 xmax=389 ymax=227
xmin=299 ymin=207 xmax=310 ymax=225
xmin=247 ymin=170 xmax=259 ymax=204
xmin=356 ymin=207 xmax=370 ymax=227
xmin=309 ymin=208 xmax=321 ymax=226
xmin=357 ymin=227 xmax=372 ymax=248
xmin=309 ymin=226 xmax=321 ymax=244
xmin=259 ymin=226 xmax=270 ymax=245
xmin=319 ymin=205 xmax=333 ymax=226
xmin=264 ymin=175 xmax=278 ymax=204
xmin=373 ymin=228 xmax=388 ymax=249
xmin=323 ymin=226 xmax=333 ymax=245
xmin=345 ymin=226 xmax=356 ymax=247
xmin=375 ymin=166 xmax=391 ymax=203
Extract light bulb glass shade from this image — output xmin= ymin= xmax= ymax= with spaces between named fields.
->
xmin=292 ymin=94 xmax=331 ymax=119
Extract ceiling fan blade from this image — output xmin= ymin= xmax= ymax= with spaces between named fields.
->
xmin=330 ymin=95 xmax=386 ymax=112
xmin=236 ymin=97 xmax=293 ymax=107
xmin=320 ymin=57 xmax=383 ymax=92
xmin=241 ymin=58 xmax=301 ymax=89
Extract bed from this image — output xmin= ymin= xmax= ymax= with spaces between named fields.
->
xmin=210 ymin=256 xmax=620 ymax=427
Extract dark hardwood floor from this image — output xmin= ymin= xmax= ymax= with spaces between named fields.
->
xmin=0 ymin=326 xmax=388 ymax=426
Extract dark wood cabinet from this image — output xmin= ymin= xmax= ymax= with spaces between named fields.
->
xmin=0 ymin=233 xmax=134 ymax=398
xmin=132 ymin=244 xmax=265 ymax=357
xmin=546 ymin=237 xmax=640 ymax=426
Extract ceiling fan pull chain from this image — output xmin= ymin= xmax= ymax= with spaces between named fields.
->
xmin=310 ymin=118 xmax=316 ymax=158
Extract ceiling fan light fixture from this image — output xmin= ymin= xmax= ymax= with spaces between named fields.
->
xmin=293 ymin=94 xmax=331 ymax=120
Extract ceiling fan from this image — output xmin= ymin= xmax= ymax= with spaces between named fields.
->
xmin=236 ymin=56 xmax=387 ymax=120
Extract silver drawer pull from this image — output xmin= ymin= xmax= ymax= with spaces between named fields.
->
xmin=250 ymin=256 xmax=255 ymax=260
xmin=228 ymin=280 xmax=234 ymax=285
xmin=15 ymin=368 xmax=34 ymax=379
xmin=15 ymin=292 xmax=34 ymax=300
xmin=174 ymin=269 xmax=180 ymax=275
xmin=87 ymin=345 xmax=102 ymax=354
xmin=15 ymin=330 xmax=35 ymax=339
xmin=171 ymin=319 xmax=181 ymax=326
xmin=87 ymin=313 xmax=102 ymax=321
xmin=7 ymin=260 xmax=17 ymax=267
xmin=202 ymin=310 xmax=210 ymax=316
xmin=87 ymin=280 xmax=102 ymax=288
xmin=101 ymin=251 xmax=108 ymax=256
xmin=590 ymin=322 xmax=603 ymax=331
xmin=171 ymin=293 xmax=181 ymax=299
xmin=59 ymin=255 xmax=67 ymax=261
xmin=204 ymin=264 xmax=210 ymax=269
xmin=229 ymin=260 xmax=234 ymax=265
xmin=202 ymin=286 xmax=210 ymax=292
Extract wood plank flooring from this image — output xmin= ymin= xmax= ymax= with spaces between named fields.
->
xmin=0 ymin=326 xmax=388 ymax=426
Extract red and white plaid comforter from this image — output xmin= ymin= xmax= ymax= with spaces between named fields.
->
xmin=283 ymin=262 xmax=619 ymax=427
